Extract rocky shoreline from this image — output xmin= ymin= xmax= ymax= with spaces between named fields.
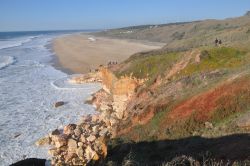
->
xmin=36 ymin=67 xmax=145 ymax=165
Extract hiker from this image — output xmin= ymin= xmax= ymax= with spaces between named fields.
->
xmin=215 ymin=38 xmax=219 ymax=46
xmin=218 ymin=40 xmax=222 ymax=45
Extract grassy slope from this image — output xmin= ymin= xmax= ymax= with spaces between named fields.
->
xmin=94 ymin=14 xmax=250 ymax=51
xmin=105 ymin=46 xmax=250 ymax=165
xmin=100 ymin=13 xmax=250 ymax=165
xmin=116 ymin=47 xmax=250 ymax=140
xmin=115 ymin=51 xmax=182 ymax=79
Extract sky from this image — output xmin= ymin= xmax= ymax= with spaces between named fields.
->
xmin=0 ymin=0 xmax=250 ymax=32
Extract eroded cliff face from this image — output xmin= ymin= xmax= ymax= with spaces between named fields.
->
xmin=39 ymin=68 xmax=147 ymax=165
xmin=90 ymin=67 xmax=146 ymax=135
xmin=100 ymin=67 xmax=144 ymax=95
xmin=66 ymin=67 xmax=149 ymax=139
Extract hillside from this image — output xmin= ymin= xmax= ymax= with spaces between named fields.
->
xmin=94 ymin=12 xmax=250 ymax=51
xmin=104 ymin=47 xmax=250 ymax=165
xmin=44 ymin=13 xmax=250 ymax=166
xmin=94 ymin=13 xmax=250 ymax=165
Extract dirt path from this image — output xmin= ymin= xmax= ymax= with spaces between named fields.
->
xmin=165 ymin=49 xmax=200 ymax=80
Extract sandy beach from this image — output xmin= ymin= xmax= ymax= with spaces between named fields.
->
xmin=53 ymin=34 xmax=163 ymax=74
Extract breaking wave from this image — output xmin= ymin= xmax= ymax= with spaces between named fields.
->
xmin=0 ymin=56 xmax=15 ymax=69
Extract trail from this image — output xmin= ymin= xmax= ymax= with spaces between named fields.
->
xmin=165 ymin=49 xmax=200 ymax=80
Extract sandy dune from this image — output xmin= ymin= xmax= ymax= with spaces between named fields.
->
xmin=53 ymin=34 xmax=163 ymax=74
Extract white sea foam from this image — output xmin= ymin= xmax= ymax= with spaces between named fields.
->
xmin=0 ymin=34 xmax=101 ymax=165
xmin=0 ymin=36 xmax=36 ymax=50
xmin=0 ymin=56 xmax=15 ymax=69
xmin=51 ymin=75 xmax=101 ymax=90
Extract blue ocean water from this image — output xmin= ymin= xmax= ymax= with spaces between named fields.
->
xmin=0 ymin=31 xmax=101 ymax=165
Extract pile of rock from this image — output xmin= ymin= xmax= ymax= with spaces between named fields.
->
xmin=37 ymin=115 xmax=110 ymax=165
xmin=90 ymin=89 xmax=131 ymax=133
xmin=36 ymin=68 xmax=142 ymax=165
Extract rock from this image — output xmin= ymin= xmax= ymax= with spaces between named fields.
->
xmin=67 ymin=139 xmax=78 ymax=153
xmin=81 ymin=115 xmax=92 ymax=123
xmin=85 ymin=145 xmax=97 ymax=161
xmin=99 ymin=103 xmax=111 ymax=111
xmin=78 ymin=142 xmax=84 ymax=147
xmin=115 ymin=110 xmax=124 ymax=120
xmin=48 ymin=148 xmax=60 ymax=156
xmin=54 ymin=101 xmax=65 ymax=108
xmin=99 ymin=128 xmax=109 ymax=136
xmin=92 ymin=125 xmax=99 ymax=133
xmin=236 ymin=113 xmax=250 ymax=128
xmin=110 ymin=117 xmax=118 ymax=126
xmin=83 ymin=124 xmax=91 ymax=131
xmin=85 ymin=96 xmax=94 ymax=104
xmin=93 ymin=153 xmax=100 ymax=161
xmin=35 ymin=136 xmax=51 ymax=146
xmin=51 ymin=129 xmax=60 ymax=135
xmin=65 ymin=152 xmax=77 ymax=163
xmin=59 ymin=145 xmax=67 ymax=151
xmin=87 ymin=135 xmax=96 ymax=142
xmin=13 ymin=133 xmax=21 ymax=138
xmin=76 ymin=147 xmax=84 ymax=159
xmin=53 ymin=134 xmax=67 ymax=148
xmin=95 ymin=137 xmax=108 ymax=158
xmin=205 ymin=122 xmax=213 ymax=129
xmin=64 ymin=124 xmax=77 ymax=135
xmin=80 ymin=134 xmax=87 ymax=143
xmin=101 ymin=142 xmax=108 ymax=158
xmin=74 ymin=128 xmax=82 ymax=137
xmin=91 ymin=114 xmax=100 ymax=122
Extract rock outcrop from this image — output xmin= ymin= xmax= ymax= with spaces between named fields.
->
xmin=54 ymin=101 xmax=65 ymax=108
xmin=69 ymin=72 xmax=102 ymax=84
xmin=39 ymin=67 xmax=145 ymax=165
xmin=45 ymin=115 xmax=110 ymax=165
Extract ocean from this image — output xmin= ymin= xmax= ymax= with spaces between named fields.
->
xmin=0 ymin=31 xmax=101 ymax=165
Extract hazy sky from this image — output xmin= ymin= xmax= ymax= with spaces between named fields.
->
xmin=0 ymin=0 xmax=250 ymax=32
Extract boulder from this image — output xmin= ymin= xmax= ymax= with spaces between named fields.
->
xmin=99 ymin=128 xmax=109 ymax=137
xmin=52 ymin=134 xmax=67 ymax=148
xmin=80 ymin=134 xmax=87 ymax=143
xmin=65 ymin=152 xmax=77 ymax=163
xmin=87 ymin=135 xmax=96 ymax=142
xmin=74 ymin=128 xmax=82 ymax=137
xmin=35 ymin=136 xmax=51 ymax=146
xmin=91 ymin=114 xmax=100 ymax=122
xmin=83 ymin=124 xmax=91 ymax=131
xmin=92 ymin=125 xmax=99 ymax=133
xmin=48 ymin=148 xmax=60 ymax=156
xmin=85 ymin=145 xmax=97 ymax=161
xmin=110 ymin=117 xmax=118 ymax=126
xmin=77 ymin=142 xmax=84 ymax=147
xmin=64 ymin=124 xmax=77 ymax=135
xmin=67 ymin=139 xmax=78 ymax=153
xmin=54 ymin=101 xmax=65 ymax=108
xmin=76 ymin=147 xmax=85 ymax=159
xmin=51 ymin=129 xmax=60 ymax=135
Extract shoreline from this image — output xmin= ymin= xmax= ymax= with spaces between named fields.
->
xmin=52 ymin=34 xmax=164 ymax=74
xmin=36 ymin=34 xmax=163 ymax=165
xmin=36 ymin=67 xmax=141 ymax=165
xmin=46 ymin=43 xmax=75 ymax=75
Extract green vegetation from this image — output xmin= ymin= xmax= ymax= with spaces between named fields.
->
xmin=177 ymin=47 xmax=247 ymax=78
xmin=212 ymin=86 xmax=250 ymax=124
xmin=115 ymin=52 xmax=182 ymax=79
xmin=97 ymin=13 xmax=250 ymax=165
